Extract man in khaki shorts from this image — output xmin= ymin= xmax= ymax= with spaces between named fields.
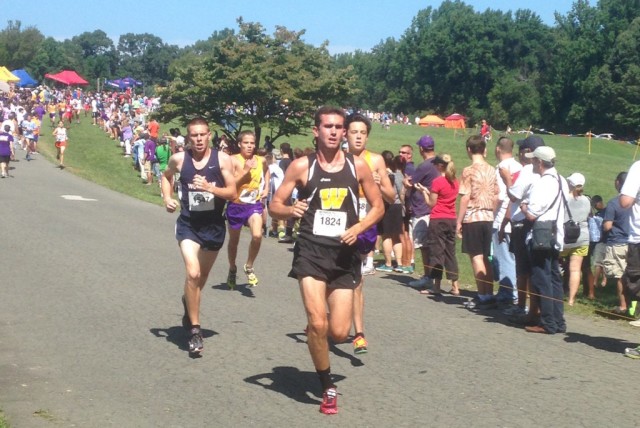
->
xmin=602 ymin=172 xmax=631 ymax=314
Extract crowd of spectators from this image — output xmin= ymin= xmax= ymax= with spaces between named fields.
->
xmin=3 ymin=89 xmax=634 ymax=335
xmin=0 ymin=84 xmax=162 ymax=174
xmin=254 ymin=122 xmax=633 ymax=336
xmin=237 ymin=115 xmax=635 ymax=339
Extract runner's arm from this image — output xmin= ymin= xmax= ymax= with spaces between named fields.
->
xmin=261 ymin=158 xmax=271 ymax=200
xmin=341 ymin=157 xmax=384 ymax=245
xmin=161 ymin=152 xmax=183 ymax=212
xmin=232 ymin=155 xmax=253 ymax=187
xmin=208 ymin=151 xmax=238 ymax=201
xmin=373 ymin=154 xmax=396 ymax=204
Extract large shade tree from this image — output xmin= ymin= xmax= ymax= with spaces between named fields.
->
xmin=70 ymin=30 xmax=118 ymax=81
xmin=157 ymin=19 xmax=356 ymax=145
xmin=30 ymin=37 xmax=84 ymax=80
xmin=117 ymin=33 xmax=181 ymax=87
xmin=0 ymin=20 xmax=44 ymax=70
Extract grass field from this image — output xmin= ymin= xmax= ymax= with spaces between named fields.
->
xmin=35 ymin=117 xmax=638 ymax=318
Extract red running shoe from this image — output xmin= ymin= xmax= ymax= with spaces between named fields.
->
xmin=320 ymin=388 xmax=338 ymax=414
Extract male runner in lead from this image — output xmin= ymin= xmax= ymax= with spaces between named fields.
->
xmin=161 ymin=117 xmax=237 ymax=355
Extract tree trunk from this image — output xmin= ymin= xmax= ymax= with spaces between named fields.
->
xmin=254 ymin=125 xmax=262 ymax=150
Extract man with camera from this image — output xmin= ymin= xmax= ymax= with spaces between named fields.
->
xmin=519 ymin=146 xmax=568 ymax=334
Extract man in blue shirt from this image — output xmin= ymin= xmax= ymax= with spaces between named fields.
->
xmin=603 ymin=172 xmax=631 ymax=314
xmin=406 ymin=135 xmax=440 ymax=289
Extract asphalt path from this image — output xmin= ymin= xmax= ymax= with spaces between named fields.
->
xmin=1 ymin=154 xmax=640 ymax=427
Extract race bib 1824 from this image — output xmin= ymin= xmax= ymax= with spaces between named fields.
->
xmin=313 ymin=210 xmax=347 ymax=237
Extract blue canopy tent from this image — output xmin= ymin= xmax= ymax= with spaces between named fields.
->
xmin=105 ymin=77 xmax=143 ymax=90
xmin=11 ymin=69 xmax=37 ymax=87
xmin=105 ymin=79 xmax=126 ymax=90
xmin=121 ymin=76 xmax=143 ymax=88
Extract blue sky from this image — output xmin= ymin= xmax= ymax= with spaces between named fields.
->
xmin=1 ymin=0 xmax=576 ymax=54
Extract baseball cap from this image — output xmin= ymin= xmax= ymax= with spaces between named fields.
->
xmin=517 ymin=135 xmax=545 ymax=152
xmin=567 ymin=172 xmax=586 ymax=187
xmin=524 ymin=146 xmax=556 ymax=162
xmin=416 ymin=135 xmax=435 ymax=150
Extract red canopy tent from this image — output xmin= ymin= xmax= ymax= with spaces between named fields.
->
xmin=45 ymin=70 xmax=89 ymax=86
xmin=444 ymin=113 xmax=466 ymax=129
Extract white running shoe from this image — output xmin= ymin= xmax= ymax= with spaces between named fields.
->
xmin=362 ymin=266 xmax=376 ymax=276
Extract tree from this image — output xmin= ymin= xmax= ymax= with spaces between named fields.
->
xmin=548 ymin=0 xmax=607 ymax=131
xmin=393 ymin=1 xmax=513 ymax=119
xmin=30 ymin=37 xmax=83 ymax=80
xmin=608 ymin=16 xmax=640 ymax=136
xmin=614 ymin=64 xmax=640 ymax=136
xmin=70 ymin=30 xmax=117 ymax=80
xmin=116 ymin=33 xmax=181 ymax=86
xmin=488 ymin=72 xmax=542 ymax=128
xmin=546 ymin=0 xmax=640 ymax=132
xmin=157 ymin=19 xmax=356 ymax=145
xmin=335 ymin=38 xmax=405 ymax=112
xmin=188 ymin=29 xmax=236 ymax=55
xmin=0 ymin=20 xmax=44 ymax=69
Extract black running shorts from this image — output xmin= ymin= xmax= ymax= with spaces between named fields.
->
xmin=288 ymin=238 xmax=361 ymax=289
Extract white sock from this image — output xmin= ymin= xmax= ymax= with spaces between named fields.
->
xmin=366 ymin=256 xmax=374 ymax=269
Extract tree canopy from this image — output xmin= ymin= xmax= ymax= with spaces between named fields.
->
xmin=156 ymin=19 xmax=356 ymax=144
xmin=336 ymin=0 xmax=640 ymax=136
xmin=2 ymin=0 xmax=640 ymax=137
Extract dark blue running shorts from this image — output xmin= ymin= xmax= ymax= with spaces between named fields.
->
xmin=175 ymin=216 xmax=226 ymax=251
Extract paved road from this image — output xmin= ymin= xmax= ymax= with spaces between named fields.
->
xmin=1 ymin=155 xmax=640 ymax=427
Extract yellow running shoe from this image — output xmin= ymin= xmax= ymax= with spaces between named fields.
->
xmin=244 ymin=264 xmax=259 ymax=287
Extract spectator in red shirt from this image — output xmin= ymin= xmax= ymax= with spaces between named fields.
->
xmin=147 ymin=118 xmax=160 ymax=141
xmin=415 ymin=154 xmax=460 ymax=295
xmin=481 ymin=119 xmax=491 ymax=141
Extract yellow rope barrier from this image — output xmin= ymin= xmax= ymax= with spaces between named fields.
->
xmin=416 ymin=261 xmax=637 ymax=321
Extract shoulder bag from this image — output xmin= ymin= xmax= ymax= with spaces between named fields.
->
xmin=561 ymin=186 xmax=581 ymax=245
xmin=530 ymin=174 xmax=563 ymax=251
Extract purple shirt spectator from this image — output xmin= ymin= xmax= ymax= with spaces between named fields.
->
xmin=0 ymin=131 xmax=13 ymax=156
xmin=410 ymin=159 xmax=439 ymax=217
xmin=33 ymin=105 xmax=45 ymax=121
xmin=144 ymin=139 xmax=156 ymax=162
xmin=122 ymin=125 xmax=133 ymax=141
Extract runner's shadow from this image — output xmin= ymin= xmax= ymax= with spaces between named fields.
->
xmin=564 ymin=332 xmax=637 ymax=354
xmin=244 ymin=366 xmax=345 ymax=405
xmin=150 ymin=326 xmax=218 ymax=356
xmin=286 ymin=332 xmax=364 ymax=367
xmin=212 ymin=282 xmax=255 ymax=298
